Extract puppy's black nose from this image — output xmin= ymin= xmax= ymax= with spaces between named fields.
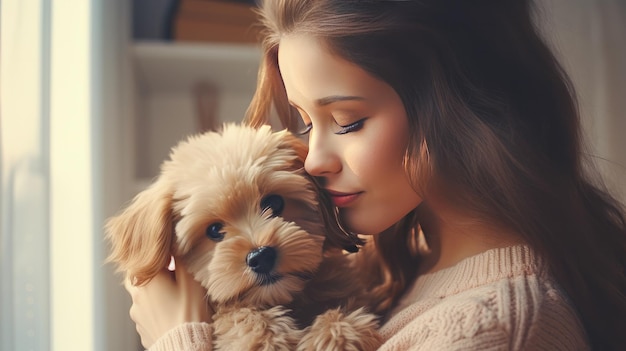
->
xmin=246 ymin=246 xmax=277 ymax=274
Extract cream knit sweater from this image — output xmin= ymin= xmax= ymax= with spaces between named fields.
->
xmin=149 ymin=245 xmax=590 ymax=350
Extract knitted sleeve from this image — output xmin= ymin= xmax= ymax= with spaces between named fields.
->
xmin=148 ymin=322 xmax=213 ymax=351
xmin=379 ymin=278 xmax=589 ymax=350
xmin=521 ymin=284 xmax=589 ymax=350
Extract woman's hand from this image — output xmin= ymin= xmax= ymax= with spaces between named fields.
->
xmin=124 ymin=259 xmax=213 ymax=349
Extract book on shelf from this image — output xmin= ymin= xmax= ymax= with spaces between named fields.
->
xmin=173 ymin=0 xmax=262 ymax=44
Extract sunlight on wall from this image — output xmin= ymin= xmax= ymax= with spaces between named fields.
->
xmin=49 ymin=1 xmax=99 ymax=350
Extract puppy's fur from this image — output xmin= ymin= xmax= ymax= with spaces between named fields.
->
xmin=106 ymin=124 xmax=382 ymax=350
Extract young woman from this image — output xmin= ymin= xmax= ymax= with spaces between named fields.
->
xmin=124 ymin=0 xmax=626 ymax=349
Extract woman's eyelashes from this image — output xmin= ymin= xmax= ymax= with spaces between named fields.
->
xmin=292 ymin=106 xmax=313 ymax=136
xmin=290 ymin=102 xmax=367 ymax=136
xmin=298 ymin=123 xmax=312 ymax=135
xmin=297 ymin=118 xmax=366 ymax=136
xmin=334 ymin=118 xmax=367 ymax=135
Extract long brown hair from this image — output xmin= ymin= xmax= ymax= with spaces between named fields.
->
xmin=246 ymin=0 xmax=626 ymax=349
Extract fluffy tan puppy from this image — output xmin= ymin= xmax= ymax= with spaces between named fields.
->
xmin=106 ymin=124 xmax=382 ymax=350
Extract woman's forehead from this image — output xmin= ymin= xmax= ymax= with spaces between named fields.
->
xmin=277 ymin=34 xmax=390 ymax=108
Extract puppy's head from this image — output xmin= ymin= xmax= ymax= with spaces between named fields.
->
xmin=106 ymin=124 xmax=328 ymax=306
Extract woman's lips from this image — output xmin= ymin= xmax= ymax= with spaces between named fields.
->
xmin=326 ymin=190 xmax=362 ymax=207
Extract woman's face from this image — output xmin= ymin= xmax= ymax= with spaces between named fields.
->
xmin=278 ymin=35 xmax=423 ymax=235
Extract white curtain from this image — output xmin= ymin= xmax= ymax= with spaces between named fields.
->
xmin=1 ymin=1 xmax=136 ymax=350
xmin=538 ymin=0 xmax=626 ymax=203
xmin=1 ymin=2 xmax=52 ymax=350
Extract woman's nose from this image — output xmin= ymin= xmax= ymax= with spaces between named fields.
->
xmin=304 ymin=133 xmax=341 ymax=177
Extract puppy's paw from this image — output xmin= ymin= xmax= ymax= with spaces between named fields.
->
xmin=297 ymin=307 xmax=383 ymax=351
xmin=213 ymin=305 xmax=301 ymax=351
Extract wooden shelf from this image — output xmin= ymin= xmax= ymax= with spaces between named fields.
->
xmin=130 ymin=41 xmax=262 ymax=182
xmin=132 ymin=41 xmax=261 ymax=94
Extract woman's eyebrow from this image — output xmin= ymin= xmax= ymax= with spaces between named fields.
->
xmin=289 ymin=95 xmax=366 ymax=109
xmin=316 ymin=95 xmax=365 ymax=106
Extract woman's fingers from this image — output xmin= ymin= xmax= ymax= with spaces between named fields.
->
xmin=125 ymin=272 xmax=177 ymax=348
xmin=123 ymin=259 xmax=213 ymax=348
xmin=172 ymin=258 xmax=214 ymax=320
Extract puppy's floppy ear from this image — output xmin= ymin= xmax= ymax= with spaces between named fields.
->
xmin=105 ymin=176 xmax=174 ymax=285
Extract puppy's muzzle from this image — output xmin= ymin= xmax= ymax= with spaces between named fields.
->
xmin=246 ymin=246 xmax=277 ymax=274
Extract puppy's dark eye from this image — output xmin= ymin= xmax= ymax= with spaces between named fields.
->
xmin=205 ymin=222 xmax=225 ymax=241
xmin=260 ymin=194 xmax=284 ymax=217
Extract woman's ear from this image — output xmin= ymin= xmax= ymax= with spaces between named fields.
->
xmin=105 ymin=176 xmax=175 ymax=285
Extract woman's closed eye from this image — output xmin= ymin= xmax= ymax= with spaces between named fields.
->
xmin=334 ymin=118 xmax=367 ymax=135
xmin=298 ymin=118 xmax=367 ymax=135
